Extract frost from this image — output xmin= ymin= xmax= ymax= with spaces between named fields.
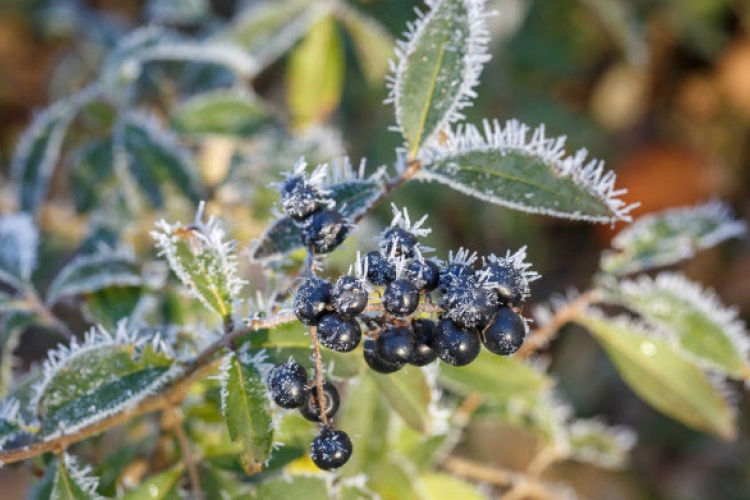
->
xmin=447 ymin=247 xmax=478 ymax=267
xmin=567 ymin=419 xmax=636 ymax=469
xmin=55 ymin=453 xmax=105 ymax=499
xmin=0 ymin=399 xmax=20 ymax=424
xmin=0 ymin=213 xmax=38 ymax=287
xmin=420 ymin=363 xmax=451 ymax=436
xmin=483 ymin=246 xmax=540 ymax=301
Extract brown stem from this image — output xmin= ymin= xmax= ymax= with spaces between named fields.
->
xmin=171 ymin=414 xmax=202 ymax=500
xmin=309 ymin=326 xmax=329 ymax=427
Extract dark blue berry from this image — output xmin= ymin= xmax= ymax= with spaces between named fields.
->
xmin=484 ymin=261 xmax=526 ymax=306
xmin=442 ymin=278 xmax=498 ymax=330
xmin=363 ymin=338 xmax=403 ymax=373
xmin=362 ymin=251 xmax=396 ymax=286
xmin=310 ymin=427 xmax=352 ymax=470
xmin=267 ymin=359 xmax=308 ymax=409
xmin=332 ymin=276 xmax=368 ymax=319
xmin=409 ymin=319 xmax=437 ymax=366
xmin=302 ymin=209 xmax=349 ymax=254
xmin=280 ymin=175 xmax=323 ymax=221
xmin=376 ymin=326 xmax=415 ymax=365
xmin=317 ymin=313 xmax=361 ymax=352
xmin=406 ymin=259 xmax=440 ymax=292
xmin=380 ymin=227 xmax=418 ymax=258
xmin=300 ymin=381 xmax=340 ymax=422
xmin=482 ymin=307 xmax=527 ymax=355
xmin=383 ymin=279 xmax=420 ymax=317
xmin=433 ymin=319 xmax=480 ymax=366
xmin=439 ymin=263 xmax=474 ymax=293
xmin=294 ymin=277 xmax=332 ymax=326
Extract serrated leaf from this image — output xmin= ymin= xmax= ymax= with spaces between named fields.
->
xmin=120 ymin=464 xmax=183 ymax=500
xmin=287 ymin=14 xmax=345 ymax=128
xmin=389 ymin=0 xmax=489 ymax=157
xmin=51 ymin=454 xmax=103 ymax=500
xmin=567 ymin=419 xmax=636 ymax=470
xmin=439 ymin=349 xmax=550 ymax=402
xmin=337 ymin=3 xmax=394 ymax=84
xmin=602 ymin=201 xmax=747 ymax=275
xmin=68 ymin=139 xmax=115 ymax=214
xmin=12 ymin=86 xmax=99 ymax=216
xmin=421 ymin=472 xmax=487 ymax=500
xmin=171 ymin=89 xmax=269 ymax=136
xmin=371 ymin=367 xmax=431 ymax=433
xmin=248 ymin=475 xmax=328 ymax=500
xmin=220 ymin=352 xmax=273 ymax=473
xmin=578 ymin=311 xmax=735 ymax=438
xmin=418 ymin=119 xmax=636 ymax=223
xmin=607 ymin=273 xmax=750 ymax=379
xmin=0 ymin=213 xmax=39 ymax=288
xmin=45 ymin=250 xmax=142 ymax=306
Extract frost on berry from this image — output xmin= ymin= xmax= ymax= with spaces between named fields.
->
xmin=483 ymin=246 xmax=539 ymax=305
xmin=379 ymin=204 xmax=433 ymax=259
xmin=279 ymin=159 xmax=328 ymax=221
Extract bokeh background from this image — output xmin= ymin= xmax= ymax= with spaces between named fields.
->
xmin=1 ymin=0 xmax=750 ymax=498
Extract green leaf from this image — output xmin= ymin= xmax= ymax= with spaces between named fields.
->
xmin=287 ymin=14 xmax=345 ymax=128
xmin=567 ymin=419 xmax=636 ymax=470
xmin=601 ymin=201 xmax=746 ymax=275
xmin=220 ymin=352 xmax=274 ymax=474
xmin=0 ymin=399 xmax=23 ymax=448
xmin=85 ymin=286 xmax=143 ymax=331
xmin=606 ymin=273 xmax=750 ymax=379
xmin=371 ymin=367 xmax=431 ymax=433
xmin=389 ymin=0 xmax=489 ymax=157
xmin=578 ymin=311 xmax=736 ymax=438
xmin=418 ymin=119 xmax=636 ymax=223
xmin=45 ymin=250 xmax=142 ymax=306
xmin=439 ymin=349 xmax=550 ymax=402
xmin=51 ymin=454 xmax=103 ymax=500
xmin=421 ymin=472 xmax=487 ymax=500
xmin=248 ymin=475 xmax=329 ymax=500
xmin=0 ymin=213 xmax=39 ymax=288
xmin=171 ymin=89 xmax=269 ymax=136
xmin=337 ymin=3 xmax=394 ymax=84
xmin=120 ymin=465 xmax=183 ymax=500
xmin=68 ymin=139 xmax=115 ymax=214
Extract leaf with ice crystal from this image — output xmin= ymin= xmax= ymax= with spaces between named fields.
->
xmin=51 ymin=453 xmax=105 ymax=500
xmin=567 ymin=418 xmax=636 ymax=470
xmin=0 ymin=213 xmax=39 ymax=289
xmin=418 ymin=120 xmax=638 ymax=223
xmin=152 ymin=202 xmax=246 ymax=319
xmin=601 ymin=201 xmax=747 ymax=275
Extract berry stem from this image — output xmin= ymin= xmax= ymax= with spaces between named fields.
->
xmin=309 ymin=326 xmax=330 ymax=427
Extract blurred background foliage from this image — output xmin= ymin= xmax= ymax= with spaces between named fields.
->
xmin=0 ymin=0 xmax=749 ymax=498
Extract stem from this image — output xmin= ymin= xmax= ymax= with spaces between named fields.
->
xmin=309 ymin=326 xmax=329 ymax=427
xmin=172 ymin=416 xmax=202 ymax=500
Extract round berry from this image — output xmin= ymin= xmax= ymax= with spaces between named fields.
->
xmin=406 ymin=259 xmax=440 ymax=292
xmin=302 ymin=209 xmax=349 ymax=254
xmin=484 ymin=261 xmax=526 ymax=306
xmin=439 ymin=263 xmax=474 ymax=293
xmin=331 ymin=276 xmax=368 ymax=319
xmin=300 ymin=381 xmax=340 ymax=422
xmin=317 ymin=313 xmax=362 ymax=352
xmin=310 ymin=427 xmax=353 ymax=470
xmin=280 ymin=175 xmax=323 ymax=221
xmin=380 ymin=227 xmax=418 ymax=258
xmin=363 ymin=338 xmax=403 ymax=373
xmin=482 ymin=307 xmax=527 ymax=355
xmin=383 ymin=279 xmax=420 ymax=317
xmin=442 ymin=279 xmax=498 ymax=330
xmin=433 ymin=319 xmax=481 ymax=366
xmin=362 ymin=251 xmax=396 ymax=286
xmin=409 ymin=319 xmax=437 ymax=366
xmin=376 ymin=326 xmax=415 ymax=365
xmin=293 ymin=277 xmax=332 ymax=326
xmin=267 ymin=359 xmax=308 ymax=409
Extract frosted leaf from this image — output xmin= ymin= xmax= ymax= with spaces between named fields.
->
xmin=602 ymin=201 xmax=747 ymax=275
xmin=567 ymin=419 xmax=637 ymax=470
xmin=52 ymin=453 xmax=105 ymax=500
xmin=145 ymin=0 xmax=211 ymax=25
xmin=138 ymin=40 xmax=259 ymax=78
xmin=418 ymin=119 xmax=638 ymax=223
xmin=0 ymin=398 xmax=24 ymax=450
xmin=0 ymin=213 xmax=39 ymax=289
xmin=170 ymin=88 xmax=269 ymax=136
xmin=152 ymin=202 xmax=247 ymax=319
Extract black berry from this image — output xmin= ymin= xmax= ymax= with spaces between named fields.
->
xmin=439 ymin=263 xmax=474 ymax=293
xmin=363 ymin=337 xmax=403 ymax=373
xmin=317 ymin=313 xmax=362 ymax=352
xmin=293 ymin=277 xmax=331 ymax=326
xmin=409 ymin=319 xmax=437 ymax=366
xmin=433 ymin=319 xmax=481 ymax=366
xmin=383 ymin=279 xmax=420 ymax=317
xmin=362 ymin=251 xmax=396 ymax=286
xmin=302 ymin=209 xmax=349 ymax=254
xmin=442 ymin=278 xmax=498 ymax=330
xmin=280 ymin=175 xmax=323 ymax=221
xmin=331 ymin=276 xmax=368 ymax=319
xmin=267 ymin=359 xmax=308 ymax=409
xmin=406 ymin=259 xmax=440 ymax=292
xmin=310 ymin=427 xmax=352 ymax=470
xmin=376 ymin=326 xmax=415 ymax=365
xmin=482 ymin=307 xmax=527 ymax=355
xmin=380 ymin=227 xmax=418 ymax=258
xmin=300 ymin=381 xmax=340 ymax=422
xmin=484 ymin=261 xmax=526 ymax=306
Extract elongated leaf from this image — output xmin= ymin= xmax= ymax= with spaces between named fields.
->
xmin=287 ymin=15 xmax=344 ymax=128
xmin=219 ymin=352 xmax=273 ymax=473
xmin=607 ymin=273 xmax=750 ymax=379
xmin=418 ymin=120 xmax=637 ymax=223
xmin=52 ymin=454 xmax=103 ymax=500
xmin=371 ymin=367 xmax=431 ymax=433
xmin=171 ymin=89 xmax=268 ymax=136
xmin=602 ymin=201 xmax=747 ymax=275
xmin=421 ymin=472 xmax=487 ymax=500
xmin=12 ymin=86 xmax=99 ymax=216
xmin=120 ymin=465 xmax=184 ymax=500
xmin=337 ymin=3 xmax=394 ymax=84
xmin=45 ymin=250 xmax=142 ymax=306
xmin=567 ymin=419 xmax=636 ymax=470
xmin=0 ymin=399 xmax=23 ymax=448
xmin=68 ymin=139 xmax=115 ymax=214
xmin=0 ymin=213 xmax=38 ymax=288
xmin=248 ymin=475 xmax=328 ymax=500
xmin=578 ymin=311 xmax=735 ymax=438
xmin=388 ymin=0 xmax=490 ymax=157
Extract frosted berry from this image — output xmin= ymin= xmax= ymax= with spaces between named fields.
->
xmin=376 ymin=326 xmax=415 ymax=365
xmin=439 ymin=263 xmax=474 ymax=293
xmin=363 ymin=338 xmax=403 ymax=373
xmin=380 ymin=227 xmax=418 ymax=258
xmin=302 ymin=209 xmax=349 ymax=254
xmin=409 ymin=319 xmax=437 ymax=366
xmin=280 ymin=175 xmax=323 ymax=221
xmin=484 ymin=261 xmax=525 ymax=306
xmin=300 ymin=381 xmax=341 ymax=422
xmin=362 ymin=251 xmax=396 ymax=286
xmin=383 ymin=279 xmax=420 ymax=317
xmin=406 ymin=259 xmax=440 ymax=292
xmin=482 ymin=307 xmax=527 ymax=355
xmin=267 ymin=359 xmax=307 ymax=409
xmin=294 ymin=277 xmax=331 ymax=326
xmin=310 ymin=427 xmax=353 ymax=470
xmin=433 ymin=319 xmax=481 ymax=366
xmin=331 ymin=276 xmax=368 ymax=319
xmin=317 ymin=313 xmax=361 ymax=352
xmin=442 ymin=278 xmax=498 ymax=330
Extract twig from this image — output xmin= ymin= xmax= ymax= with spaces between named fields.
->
xmin=171 ymin=414 xmax=202 ymax=500
xmin=309 ymin=326 xmax=329 ymax=427
xmin=442 ymin=457 xmax=559 ymax=500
